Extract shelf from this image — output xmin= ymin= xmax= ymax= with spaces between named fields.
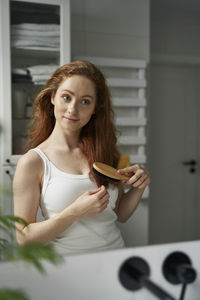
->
xmin=73 ymin=56 xmax=147 ymax=69
xmin=11 ymin=47 xmax=60 ymax=58
xmin=118 ymin=136 xmax=146 ymax=145
xmin=12 ymin=81 xmax=45 ymax=86
xmin=116 ymin=117 xmax=146 ymax=126
xmin=112 ymin=97 xmax=146 ymax=107
xmin=107 ymin=77 xmax=146 ymax=88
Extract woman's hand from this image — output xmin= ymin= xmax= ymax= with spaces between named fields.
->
xmin=117 ymin=164 xmax=150 ymax=189
xmin=70 ymin=185 xmax=110 ymax=219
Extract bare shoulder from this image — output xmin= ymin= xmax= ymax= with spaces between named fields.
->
xmin=14 ymin=150 xmax=43 ymax=182
xmin=13 ymin=150 xmax=42 ymax=225
xmin=17 ymin=149 xmax=42 ymax=169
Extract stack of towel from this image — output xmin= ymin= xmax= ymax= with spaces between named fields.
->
xmin=12 ymin=65 xmax=58 ymax=85
xmin=27 ymin=64 xmax=58 ymax=85
xmin=11 ymin=23 xmax=60 ymax=51
xmin=12 ymin=68 xmax=32 ymax=83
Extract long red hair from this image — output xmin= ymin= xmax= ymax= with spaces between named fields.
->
xmin=26 ymin=60 xmax=120 ymax=187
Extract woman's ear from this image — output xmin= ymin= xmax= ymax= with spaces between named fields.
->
xmin=51 ymin=94 xmax=55 ymax=105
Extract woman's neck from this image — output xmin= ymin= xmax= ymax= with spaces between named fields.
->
xmin=48 ymin=124 xmax=80 ymax=151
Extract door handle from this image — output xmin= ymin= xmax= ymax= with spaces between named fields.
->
xmin=182 ymin=160 xmax=197 ymax=173
xmin=182 ymin=160 xmax=197 ymax=166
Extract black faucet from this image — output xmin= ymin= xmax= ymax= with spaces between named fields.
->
xmin=162 ymin=251 xmax=197 ymax=300
xmin=119 ymin=256 xmax=176 ymax=300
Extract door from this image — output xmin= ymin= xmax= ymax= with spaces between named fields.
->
xmin=149 ymin=63 xmax=200 ymax=244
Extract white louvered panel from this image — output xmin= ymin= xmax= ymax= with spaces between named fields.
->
xmin=138 ymin=127 xmax=145 ymax=136
xmin=138 ymin=107 xmax=145 ymax=118
xmin=118 ymin=136 xmax=146 ymax=145
xmin=112 ymin=97 xmax=146 ymax=107
xmin=130 ymin=154 xmax=146 ymax=164
xmin=138 ymin=68 xmax=145 ymax=79
xmin=107 ymin=77 xmax=146 ymax=88
xmin=73 ymin=56 xmax=149 ymax=199
xmin=116 ymin=117 xmax=146 ymax=126
xmin=138 ymin=88 xmax=145 ymax=98
xmin=138 ymin=146 xmax=146 ymax=158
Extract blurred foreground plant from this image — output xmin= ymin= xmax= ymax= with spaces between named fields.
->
xmin=0 ymin=192 xmax=62 ymax=300
xmin=0 ymin=288 xmax=29 ymax=300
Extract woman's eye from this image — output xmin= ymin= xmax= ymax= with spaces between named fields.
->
xmin=82 ymin=99 xmax=90 ymax=105
xmin=63 ymin=95 xmax=71 ymax=101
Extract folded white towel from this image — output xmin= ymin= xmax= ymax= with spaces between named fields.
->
xmin=32 ymin=74 xmax=50 ymax=82
xmin=34 ymin=81 xmax=46 ymax=85
xmin=11 ymin=35 xmax=60 ymax=44
xmin=12 ymin=68 xmax=28 ymax=75
xmin=12 ymin=23 xmax=60 ymax=31
xmin=13 ymin=46 xmax=60 ymax=51
xmin=27 ymin=65 xmax=58 ymax=75
xmin=11 ymin=29 xmax=60 ymax=36
xmin=12 ymin=39 xmax=59 ymax=48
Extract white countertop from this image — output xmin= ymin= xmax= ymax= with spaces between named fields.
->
xmin=0 ymin=240 xmax=199 ymax=300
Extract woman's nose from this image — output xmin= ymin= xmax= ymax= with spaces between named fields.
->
xmin=67 ymin=100 xmax=78 ymax=113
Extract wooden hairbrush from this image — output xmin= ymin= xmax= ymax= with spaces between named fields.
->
xmin=93 ymin=162 xmax=130 ymax=182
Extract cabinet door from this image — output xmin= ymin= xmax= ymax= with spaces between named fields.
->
xmin=0 ymin=0 xmax=70 ymax=165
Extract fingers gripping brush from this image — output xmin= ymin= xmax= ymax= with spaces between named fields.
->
xmin=93 ymin=162 xmax=130 ymax=182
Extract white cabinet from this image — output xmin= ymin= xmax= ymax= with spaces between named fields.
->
xmin=0 ymin=0 xmax=70 ymax=214
xmin=0 ymin=0 xmax=70 ymax=164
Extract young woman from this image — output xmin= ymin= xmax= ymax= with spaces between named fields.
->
xmin=13 ymin=60 xmax=150 ymax=255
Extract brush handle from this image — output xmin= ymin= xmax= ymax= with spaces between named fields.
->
xmin=118 ymin=173 xmax=130 ymax=181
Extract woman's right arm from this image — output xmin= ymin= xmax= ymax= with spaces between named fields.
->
xmin=13 ymin=152 xmax=109 ymax=245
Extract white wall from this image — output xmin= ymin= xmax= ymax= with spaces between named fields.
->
xmin=71 ymin=0 xmax=150 ymax=61
xmin=151 ymin=0 xmax=200 ymax=61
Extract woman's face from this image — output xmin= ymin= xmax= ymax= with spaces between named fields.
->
xmin=51 ymin=75 xmax=96 ymax=133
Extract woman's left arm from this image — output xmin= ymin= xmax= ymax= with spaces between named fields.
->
xmin=114 ymin=164 xmax=150 ymax=223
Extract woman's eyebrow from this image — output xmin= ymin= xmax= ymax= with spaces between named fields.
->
xmin=61 ymin=88 xmax=74 ymax=95
xmin=81 ymin=95 xmax=94 ymax=99
xmin=61 ymin=89 xmax=94 ymax=99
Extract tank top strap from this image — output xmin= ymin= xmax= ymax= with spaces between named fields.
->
xmin=31 ymin=148 xmax=51 ymax=198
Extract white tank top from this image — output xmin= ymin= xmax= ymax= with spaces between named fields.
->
xmin=33 ymin=148 xmax=125 ymax=255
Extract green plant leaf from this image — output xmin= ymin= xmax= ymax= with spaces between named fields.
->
xmin=0 ymin=215 xmax=28 ymax=228
xmin=0 ymin=288 xmax=29 ymax=300
xmin=1 ymin=242 xmax=63 ymax=273
xmin=0 ymin=238 xmax=10 ymax=248
xmin=0 ymin=215 xmax=28 ymax=241
xmin=5 ymin=216 xmax=28 ymax=226
xmin=17 ymin=243 xmax=63 ymax=273
xmin=0 ymin=216 xmax=12 ymax=228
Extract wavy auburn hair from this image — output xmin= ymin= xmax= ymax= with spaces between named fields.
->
xmin=26 ymin=60 xmax=120 ymax=187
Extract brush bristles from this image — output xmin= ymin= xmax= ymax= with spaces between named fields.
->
xmin=93 ymin=167 xmax=120 ymax=182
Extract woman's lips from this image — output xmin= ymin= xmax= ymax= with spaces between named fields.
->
xmin=63 ymin=116 xmax=79 ymax=122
